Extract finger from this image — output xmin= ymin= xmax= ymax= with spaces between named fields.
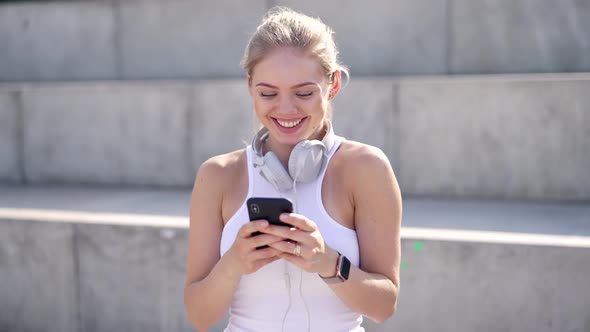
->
xmin=249 ymin=233 xmax=284 ymax=250
xmin=279 ymin=213 xmax=316 ymax=232
xmin=238 ymin=219 xmax=269 ymax=238
xmin=268 ymin=240 xmax=307 ymax=258
xmin=250 ymin=246 xmax=281 ymax=260
xmin=261 ymin=225 xmax=308 ymax=244
xmin=253 ymin=256 xmax=281 ymax=271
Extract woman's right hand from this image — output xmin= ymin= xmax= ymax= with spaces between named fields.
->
xmin=225 ymin=220 xmax=283 ymax=277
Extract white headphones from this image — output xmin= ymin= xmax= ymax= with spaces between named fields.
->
xmin=251 ymin=121 xmax=336 ymax=192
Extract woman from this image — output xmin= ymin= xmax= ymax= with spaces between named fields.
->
xmin=184 ymin=7 xmax=401 ymax=332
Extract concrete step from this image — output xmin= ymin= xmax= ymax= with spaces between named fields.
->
xmin=1 ymin=73 xmax=589 ymax=201
xmin=0 ymin=185 xmax=589 ymax=332
xmin=1 ymin=0 xmax=589 ymax=82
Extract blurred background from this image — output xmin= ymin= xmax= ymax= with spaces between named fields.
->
xmin=0 ymin=0 xmax=589 ymax=331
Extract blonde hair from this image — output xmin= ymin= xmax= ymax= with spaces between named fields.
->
xmin=241 ymin=7 xmax=349 ymax=85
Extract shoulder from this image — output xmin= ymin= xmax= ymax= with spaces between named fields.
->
xmin=197 ymin=148 xmax=246 ymax=176
xmin=335 ymin=140 xmax=392 ymax=176
xmin=334 ymin=139 xmax=400 ymax=201
xmin=193 ymin=148 xmax=247 ymax=195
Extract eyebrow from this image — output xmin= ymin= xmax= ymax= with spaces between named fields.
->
xmin=255 ymin=82 xmax=318 ymax=89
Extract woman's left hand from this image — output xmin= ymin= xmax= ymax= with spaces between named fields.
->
xmin=261 ymin=213 xmax=339 ymax=277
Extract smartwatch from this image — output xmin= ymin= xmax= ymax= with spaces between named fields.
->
xmin=320 ymin=251 xmax=351 ymax=284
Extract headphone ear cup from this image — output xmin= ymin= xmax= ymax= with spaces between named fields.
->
xmin=261 ymin=151 xmax=294 ymax=191
xmin=288 ymin=140 xmax=326 ymax=183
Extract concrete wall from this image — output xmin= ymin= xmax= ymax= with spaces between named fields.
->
xmin=451 ymin=0 xmax=590 ymax=74
xmin=0 ymin=1 xmax=117 ymax=81
xmin=116 ymin=0 xmax=266 ymax=80
xmin=398 ymin=77 xmax=590 ymax=200
xmin=1 ymin=0 xmax=589 ymax=81
xmin=1 ymin=81 xmax=256 ymax=187
xmin=1 ymin=218 xmax=589 ymax=332
xmin=1 ymin=74 xmax=588 ymax=200
xmin=377 ymin=239 xmax=590 ymax=332
xmin=0 ymin=219 xmax=192 ymax=332
xmin=76 ymin=223 xmax=190 ymax=332
xmin=189 ymin=80 xmax=256 ymax=169
xmin=0 ymin=91 xmax=21 ymax=183
xmin=0 ymin=220 xmax=78 ymax=332
xmin=22 ymin=83 xmax=193 ymax=186
xmin=332 ymin=79 xmax=398 ymax=164
xmin=277 ymin=0 xmax=448 ymax=76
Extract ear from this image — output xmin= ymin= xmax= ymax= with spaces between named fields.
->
xmin=328 ymin=70 xmax=341 ymax=100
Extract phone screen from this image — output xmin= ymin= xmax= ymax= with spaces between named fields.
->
xmin=247 ymin=197 xmax=293 ymax=227
xmin=247 ymin=197 xmax=293 ymax=243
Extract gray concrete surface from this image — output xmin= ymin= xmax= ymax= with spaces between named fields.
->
xmin=0 ymin=185 xmax=190 ymax=216
xmin=1 ymin=185 xmax=589 ymax=236
xmin=76 ymin=223 xmax=190 ymax=332
xmin=332 ymin=79 xmax=398 ymax=165
xmin=380 ymin=239 xmax=590 ymax=332
xmin=1 ymin=0 xmax=589 ymax=81
xmin=189 ymin=80 xmax=255 ymax=171
xmin=0 ymin=92 xmax=21 ymax=182
xmin=276 ymin=0 xmax=448 ymax=76
xmin=0 ymin=185 xmax=589 ymax=332
xmin=451 ymin=0 xmax=590 ymax=74
xmin=0 ymin=1 xmax=117 ymax=81
xmin=398 ymin=76 xmax=590 ymax=201
xmin=21 ymin=83 xmax=193 ymax=186
xmin=117 ymin=0 xmax=267 ymax=79
xmin=403 ymin=198 xmax=590 ymax=236
xmin=1 ymin=74 xmax=589 ymax=200
xmin=0 ymin=220 xmax=78 ymax=332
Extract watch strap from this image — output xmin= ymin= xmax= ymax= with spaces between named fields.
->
xmin=320 ymin=251 xmax=350 ymax=284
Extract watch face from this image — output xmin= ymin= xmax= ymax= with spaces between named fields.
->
xmin=340 ymin=255 xmax=351 ymax=281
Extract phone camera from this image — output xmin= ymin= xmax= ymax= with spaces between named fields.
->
xmin=251 ymin=204 xmax=260 ymax=214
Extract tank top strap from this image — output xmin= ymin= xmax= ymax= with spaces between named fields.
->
xmin=327 ymin=135 xmax=344 ymax=157
xmin=319 ymin=135 xmax=344 ymax=177
xmin=245 ymin=146 xmax=255 ymax=197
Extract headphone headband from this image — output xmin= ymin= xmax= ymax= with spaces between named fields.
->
xmin=251 ymin=121 xmax=336 ymax=191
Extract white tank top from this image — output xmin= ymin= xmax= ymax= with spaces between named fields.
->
xmin=220 ymin=136 xmax=364 ymax=332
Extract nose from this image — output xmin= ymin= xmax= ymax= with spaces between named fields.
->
xmin=277 ymin=95 xmax=296 ymax=114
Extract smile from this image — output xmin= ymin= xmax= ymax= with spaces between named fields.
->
xmin=276 ymin=118 xmax=303 ymax=128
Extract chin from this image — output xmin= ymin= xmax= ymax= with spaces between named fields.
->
xmin=274 ymin=135 xmax=303 ymax=146
xmin=267 ymin=120 xmax=312 ymax=145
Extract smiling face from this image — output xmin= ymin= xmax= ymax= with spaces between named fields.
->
xmin=248 ymin=47 xmax=339 ymax=147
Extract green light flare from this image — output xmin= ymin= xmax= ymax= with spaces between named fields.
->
xmin=414 ymin=241 xmax=423 ymax=252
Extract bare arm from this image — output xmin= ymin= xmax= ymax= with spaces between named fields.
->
xmin=264 ymin=145 xmax=402 ymax=323
xmin=183 ymin=159 xmax=237 ymax=331
xmin=327 ymin=146 xmax=401 ymax=322
xmin=183 ymin=157 xmax=283 ymax=331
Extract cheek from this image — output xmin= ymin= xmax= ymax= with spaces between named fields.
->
xmin=303 ymin=94 xmax=326 ymax=107
xmin=253 ymin=98 xmax=271 ymax=112
xmin=253 ymin=99 xmax=278 ymax=122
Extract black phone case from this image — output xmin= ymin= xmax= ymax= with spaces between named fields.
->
xmin=247 ymin=197 xmax=293 ymax=228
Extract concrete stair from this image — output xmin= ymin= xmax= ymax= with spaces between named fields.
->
xmin=1 ymin=0 xmax=589 ymax=82
xmin=1 ymin=185 xmax=589 ymax=332
xmin=1 ymin=73 xmax=589 ymax=201
xmin=1 ymin=1 xmax=589 ymax=331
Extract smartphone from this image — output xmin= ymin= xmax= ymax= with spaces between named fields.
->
xmin=247 ymin=197 xmax=293 ymax=226
xmin=247 ymin=197 xmax=293 ymax=240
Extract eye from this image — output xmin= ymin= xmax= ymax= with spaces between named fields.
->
xmin=259 ymin=92 xmax=277 ymax=98
xmin=296 ymin=92 xmax=313 ymax=98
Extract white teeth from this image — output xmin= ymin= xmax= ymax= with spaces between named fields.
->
xmin=277 ymin=119 xmax=302 ymax=128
